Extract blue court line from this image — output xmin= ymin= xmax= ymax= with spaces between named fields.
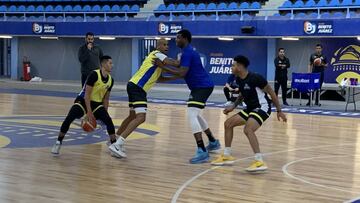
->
xmin=0 ymin=88 xmax=359 ymax=118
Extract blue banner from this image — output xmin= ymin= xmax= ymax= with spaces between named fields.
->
xmin=166 ymin=38 xmax=267 ymax=85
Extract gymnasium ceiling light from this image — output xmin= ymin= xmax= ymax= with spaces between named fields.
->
xmin=218 ymin=37 xmax=234 ymax=41
xmin=40 ymin=36 xmax=58 ymax=40
xmin=99 ymin=36 xmax=116 ymax=40
xmin=282 ymin=37 xmax=299 ymax=41
xmin=0 ymin=35 xmax=13 ymax=39
xmin=357 ymin=36 xmax=360 ymax=40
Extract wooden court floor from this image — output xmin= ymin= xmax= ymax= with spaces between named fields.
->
xmin=0 ymin=93 xmax=360 ymax=203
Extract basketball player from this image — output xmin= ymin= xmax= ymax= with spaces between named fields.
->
xmin=109 ymin=38 xmax=181 ymax=158
xmin=51 ymin=55 xmax=116 ymax=156
xmin=211 ymin=55 xmax=287 ymax=172
xmin=156 ymin=29 xmax=220 ymax=164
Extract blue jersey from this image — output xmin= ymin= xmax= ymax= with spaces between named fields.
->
xmin=180 ymin=45 xmax=214 ymax=90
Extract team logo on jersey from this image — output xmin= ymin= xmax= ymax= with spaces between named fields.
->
xmin=0 ymin=116 xmax=160 ymax=148
xmin=244 ymin=84 xmax=250 ymax=90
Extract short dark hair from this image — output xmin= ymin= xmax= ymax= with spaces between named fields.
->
xmin=177 ymin=29 xmax=192 ymax=43
xmin=86 ymin=32 xmax=94 ymax=37
xmin=234 ymin=55 xmax=250 ymax=68
xmin=100 ymin=55 xmax=112 ymax=63
xmin=278 ymin=48 xmax=285 ymax=52
xmin=316 ymin=44 xmax=323 ymax=48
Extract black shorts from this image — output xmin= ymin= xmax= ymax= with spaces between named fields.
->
xmin=127 ymin=82 xmax=147 ymax=109
xmin=187 ymin=87 xmax=214 ymax=109
xmin=238 ymin=108 xmax=271 ymax=126
xmin=73 ymin=96 xmax=103 ymax=114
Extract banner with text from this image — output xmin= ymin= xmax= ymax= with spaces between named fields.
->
xmin=166 ymin=39 xmax=267 ymax=85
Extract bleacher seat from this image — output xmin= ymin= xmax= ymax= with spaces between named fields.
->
xmin=0 ymin=5 xmax=6 ymax=12
xmin=228 ymin=2 xmax=238 ymax=10
xmin=217 ymin=3 xmax=227 ymax=10
xmin=108 ymin=16 xmax=125 ymax=21
xmin=242 ymin=13 xmax=252 ymax=20
xmin=317 ymin=0 xmax=328 ymax=7
xmin=294 ymin=12 xmax=306 ymax=19
xmin=186 ymin=3 xmax=196 ymax=10
xmin=131 ymin=5 xmax=139 ymax=12
xmin=111 ymin=5 xmax=120 ymax=12
xmin=73 ymin=5 xmax=82 ymax=12
xmin=122 ymin=5 xmax=130 ymax=12
xmin=250 ymin=2 xmax=261 ymax=9
xmin=63 ymin=5 xmax=72 ymax=12
xmin=305 ymin=0 xmax=316 ymax=7
xmin=92 ymin=5 xmax=101 ymax=12
xmin=333 ymin=12 xmax=345 ymax=18
xmin=176 ymin=3 xmax=185 ymax=11
xmin=8 ymin=5 xmax=16 ymax=12
xmin=196 ymin=3 xmax=206 ymax=10
xmin=308 ymin=12 xmax=318 ymax=18
xmin=54 ymin=5 xmax=62 ymax=12
xmin=341 ymin=0 xmax=353 ymax=6
xmin=36 ymin=5 xmax=44 ymax=12
xmin=207 ymin=3 xmax=216 ymax=10
xmin=281 ymin=1 xmax=292 ymax=8
xmin=328 ymin=0 xmax=341 ymax=7
xmin=45 ymin=5 xmax=53 ymax=12
xmin=355 ymin=0 xmax=360 ymax=6
xmin=239 ymin=2 xmax=250 ymax=9
xmin=321 ymin=12 xmax=331 ymax=18
xmin=166 ymin=4 xmax=175 ymax=11
xmin=293 ymin=1 xmax=305 ymax=8
xmin=82 ymin=5 xmax=91 ymax=12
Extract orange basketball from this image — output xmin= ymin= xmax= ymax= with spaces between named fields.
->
xmin=314 ymin=58 xmax=322 ymax=66
xmin=81 ymin=119 xmax=97 ymax=132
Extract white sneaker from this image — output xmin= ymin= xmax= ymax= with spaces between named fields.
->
xmin=106 ymin=140 xmax=126 ymax=152
xmin=109 ymin=143 xmax=127 ymax=158
xmin=51 ymin=141 xmax=61 ymax=155
xmin=224 ymin=101 xmax=233 ymax=106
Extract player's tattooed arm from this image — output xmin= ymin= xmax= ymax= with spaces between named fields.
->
xmin=263 ymin=84 xmax=287 ymax=122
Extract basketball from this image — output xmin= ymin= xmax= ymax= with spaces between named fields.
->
xmin=81 ymin=118 xmax=97 ymax=132
xmin=314 ymin=58 xmax=322 ymax=66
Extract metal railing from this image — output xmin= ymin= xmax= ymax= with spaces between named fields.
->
xmin=0 ymin=5 xmax=359 ymax=22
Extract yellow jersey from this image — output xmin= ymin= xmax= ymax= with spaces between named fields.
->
xmin=79 ymin=69 xmax=113 ymax=103
xmin=129 ymin=50 xmax=167 ymax=92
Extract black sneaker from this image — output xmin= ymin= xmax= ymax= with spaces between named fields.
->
xmin=283 ymin=102 xmax=289 ymax=106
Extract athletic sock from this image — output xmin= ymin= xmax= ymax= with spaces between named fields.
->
xmin=255 ymin=153 xmax=263 ymax=162
xmin=205 ymin=131 xmax=216 ymax=142
xmin=224 ymin=147 xmax=232 ymax=156
xmin=196 ymin=140 xmax=206 ymax=152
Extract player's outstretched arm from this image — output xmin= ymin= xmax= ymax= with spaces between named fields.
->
xmin=263 ymin=84 xmax=287 ymax=122
xmin=163 ymin=58 xmax=180 ymax=68
xmin=155 ymin=59 xmax=188 ymax=77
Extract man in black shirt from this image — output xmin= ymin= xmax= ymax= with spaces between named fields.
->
xmin=274 ymin=48 xmax=290 ymax=106
xmin=78 ymin=32 xmax=104 ymax=87
xmin=307 ymin=44 xmax=327 ymax=106
xmin=211 ymin=55 xmax=287 ymax=172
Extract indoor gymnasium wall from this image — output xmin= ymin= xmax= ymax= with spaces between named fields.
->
xmin=17 ymin=37 xmax=132 ymax=82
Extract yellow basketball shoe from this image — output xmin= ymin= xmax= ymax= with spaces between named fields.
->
xmin=246 ymin=160 xmax=268 ymax=172
xmin=211 ymin=154 xmax=235 ymax=166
